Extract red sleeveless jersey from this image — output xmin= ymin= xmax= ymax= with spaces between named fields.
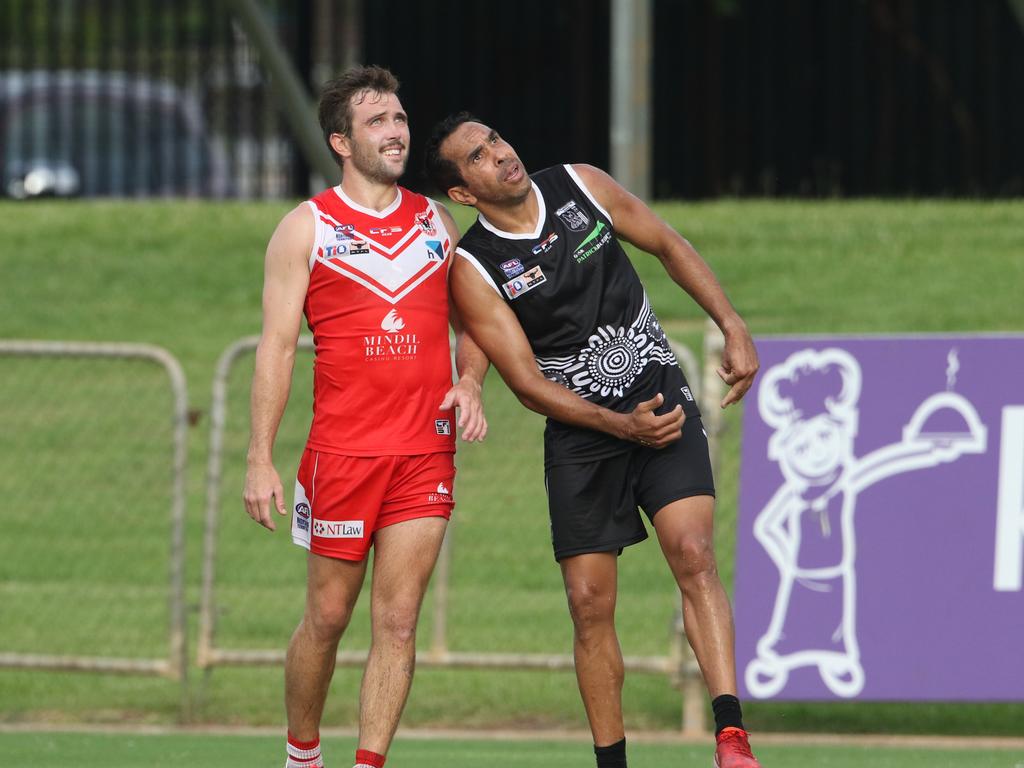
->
xmin=303 ymin=185 xmax=455 ymax=456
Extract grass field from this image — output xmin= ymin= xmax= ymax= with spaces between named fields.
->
xmin=1 ymin=198 xmax=1022 ymax=756
xmin=1 ymin=729 xmax=1023 ymax=768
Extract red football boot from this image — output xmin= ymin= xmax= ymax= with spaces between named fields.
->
xmin=714 ymin=727 xmax=762 ymax=768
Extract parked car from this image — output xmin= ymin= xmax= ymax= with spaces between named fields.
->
xmin=0 ymin=70 xmax=229 ymax=198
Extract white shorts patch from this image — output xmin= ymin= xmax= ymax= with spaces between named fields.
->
xmin=291 ymin=477 xmax=312 ymax=550
xmin=312 ymin=520 xmax=365 ymax=539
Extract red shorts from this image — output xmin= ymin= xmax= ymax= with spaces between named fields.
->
xmin=291 ymin=448 xmax=455 ymax=561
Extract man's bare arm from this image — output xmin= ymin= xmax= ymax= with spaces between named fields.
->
xmin=243 ymin=204 xmax=313 ymax=530
xmin=573 ymin=164 xmax=759 ymax=408
xmin=450 ymin=254 xmax=684 ymax=448
xmin=436 ymin=203 xmax=489 ymax=442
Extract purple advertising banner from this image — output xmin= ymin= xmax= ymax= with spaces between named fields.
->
xmin=735 ymin=335 xmax=1024 ymax=701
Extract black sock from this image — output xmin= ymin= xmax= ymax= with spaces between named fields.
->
xmin=712 ymin=694 xmax=745 ymax=735
xmin=594 ymin=737 xmax=627 ymax=768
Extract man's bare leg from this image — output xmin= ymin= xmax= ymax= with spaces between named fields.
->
xmin=285 ymin=552 xmax=368 ymax=740
xmin=560 ymin=551 xmax=625 ymax=747
xmin=357 ymin=515 xmax=448 ymax=755
xmin=654 ymin=496 xmax=762 ymax=766
xmin=652 ymin=494 xmax=737 ymax=696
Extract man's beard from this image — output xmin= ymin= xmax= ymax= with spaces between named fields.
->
xmin=350 ymin=142 xmax=406 ymax=184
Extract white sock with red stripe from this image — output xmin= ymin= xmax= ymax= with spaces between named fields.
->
xmin=285 ymin=732 xmax=323 ymax=768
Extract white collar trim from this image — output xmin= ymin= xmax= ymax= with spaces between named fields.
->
xmin=477 ymin=182 xmax=545 ymax=240
xmin=333 ymin=185 xmax=403 ymax=218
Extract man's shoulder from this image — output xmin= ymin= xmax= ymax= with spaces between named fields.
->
xmin=530 ymin=165 xmax=567 ymax=184
xmin=457 ymin=217 xmax=490 ymax=250
xmin=397 ymin=185 xmax=430 ymax=209
xmin=277 ymin=202 xmax=315 ymax=234
xmin=308 ymin=185 xmax=338 ymax=207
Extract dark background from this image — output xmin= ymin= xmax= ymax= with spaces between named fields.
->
xmin=365 ymin=0 xmax=1024 ymax=197
xmin=2 ymin=0 xmax=1021 ymax=198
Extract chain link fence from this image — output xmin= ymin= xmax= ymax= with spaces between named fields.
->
xmin=0 ymin=331 xmax=720 ymax=730
xmin=198 ymin=331 xmax=722 ymax=733
xmin=0 ymin=342 xmax=187 ymax=683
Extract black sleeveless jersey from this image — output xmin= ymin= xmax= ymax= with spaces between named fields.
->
xmin=456 ymin=164 xmax=701 ymax=467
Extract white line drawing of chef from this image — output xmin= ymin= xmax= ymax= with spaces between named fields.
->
xmin=745 ymin=347 xmax=987 ymax=698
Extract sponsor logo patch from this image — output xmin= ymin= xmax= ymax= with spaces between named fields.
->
xmin=417 ymin=213 xmax=437 ymax=236
xmin=313 ymin=519 xmax=364 ymax=538
xmin=532 ymin=232 xmax=559 ymax=255
xmin=681 ymin=386 xmax=694 ymax=402
xmin=500 ymin=258 xmax=525 ymax=278
xmin=381 ymin=309 xmax=406 ymax=333
xmin=428 ymin=481 xmax=453 ymax=504
xmin=323 ymin=243 xmax=347 ymax=258
xmin=425 ymin=240 xmax=444 ymax=261
xmin=572 ymin=220 xmax=612 ymax=264
xmin=294 ymin=502 xmax=311 ymax=531
xmin=502 ymin=265 xmax=547 ymax=300
xmin=364 ymin=332 xmax=419 ymax=362
xmin=435 ymin=419 xmax=451 ymax=435
xmin=369 ymin=225 xmax=402 ymax=236
xmin=556 ymin=200 xmax=589 ymax=231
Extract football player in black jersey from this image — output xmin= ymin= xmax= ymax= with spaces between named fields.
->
xmin=426 ymin=114 xmax=762 ymax=768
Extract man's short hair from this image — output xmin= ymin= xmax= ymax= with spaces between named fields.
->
xmin=318 ymin=65 xmax=400 ymax=167
xmin=424 ymin=111 xmax=480 ymax=195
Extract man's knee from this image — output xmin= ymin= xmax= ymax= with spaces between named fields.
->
xmin=305 ymin=594 xmax=356 ymax=642
xmin=667 ymin=533 xmax=720 ymax=585
xmin=565 ymin=577 xmax=616 ymax=633
xmin=373 ymin=600 xmax=420 ymax=646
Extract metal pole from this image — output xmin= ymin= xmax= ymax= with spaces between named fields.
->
xmin=610 ymin=0 xmax=652 ymax=199
xmin=197 ymin=335 xmax=259 ymax=672
xmin=311 ymin=0 xmax=363 ymax=88
xmin=225 ymin=0 xmax=340 ymax=186
xmin=1010 ymin=0 xmax=1024 ymax=34
xmin=339 ymin=0 xmax=363 ymax=72
xmin=430 ymin=526 xmax=452 ymax=658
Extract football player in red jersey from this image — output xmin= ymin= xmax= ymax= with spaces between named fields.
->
xmin=244 ymin=68 xmax=488 ymax=768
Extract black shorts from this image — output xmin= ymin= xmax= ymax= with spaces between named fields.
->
xmin=544 ymin=416 xmax=715 ymax=561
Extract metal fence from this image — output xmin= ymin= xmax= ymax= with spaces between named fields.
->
xmin=0 ymin=341 xmax=188 ymax=692
xmin=0 ymin=328 xmax=724 ymax=731
xmin=197 ymin=328 xmax=725 ymax=734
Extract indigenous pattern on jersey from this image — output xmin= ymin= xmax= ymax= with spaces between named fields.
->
xmin=304 ymin=185 xmax=454 ymax=456
xmin=456 ymin=165 xmax=701 ymax=466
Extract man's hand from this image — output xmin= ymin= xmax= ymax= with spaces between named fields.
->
xmin=620 ymin=393 xmax=685 ymax=448
xmin=718 ymin=327 xmax=760 ymax=408
xmin=243 ymin=461 xmax=288 ymax=531
xmin=440 ymin=378 xmax=488 ymax=442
